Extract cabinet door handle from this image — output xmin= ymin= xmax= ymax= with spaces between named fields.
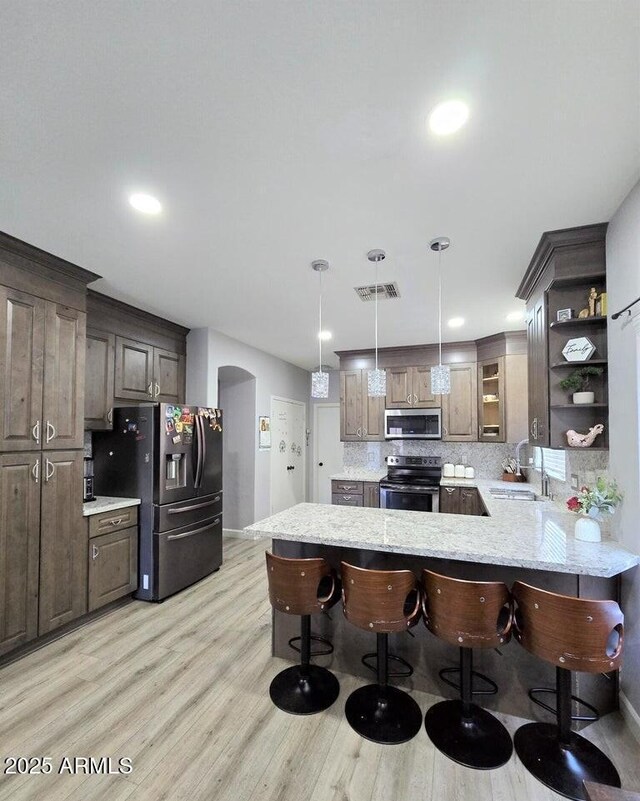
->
xmin=148 ymin=382 xmax=154 ymax=397
xmin=92 ymin=544 xmax=99 ymax=560
xmin=109 ymin=518 xmax=123 ymax=526
xmin=362 ymin=427 xmax=367 ymax=437
xmin=32 ymin=458 xmax=39 ymax=484
xmin=356 ymin=427 xmax=362 ymax=438
xmin=445 ymin=487 xmax=456 ymax=494
xmin=107 ymin=408 xmax=113 ymax=425
xmin=45 ymin=420 xmax=56 ymax=443
xmin=530 ymin=418 xmax=536 ymax=438
xmin=342 ymin=495 xmax=353 ymax=500
xmin=45 ymin=459 xmax=55 ymax=482
xmin=32 ymin=420 xmax=40 ymax=445
xmin=413 ymin=394 xmax=418 ymax=405
xmin=155 ymin=382 xmax=160 ymax=398
xmin=406 ymin=394 xmax=412 ymax=405
xmin=442 ymin=425 xmax=448 ymax=436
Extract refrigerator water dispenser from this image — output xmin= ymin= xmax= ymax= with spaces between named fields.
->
xmin=166 ymin=453 xmax=185 ymax=489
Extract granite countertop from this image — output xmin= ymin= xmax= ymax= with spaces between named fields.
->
xmin=245 ymin=480 xmax=639 ymax=578
xmin=330 ymin=470 xmax=388 ymax=483
xmin=83 ymin=496 xmax=141 ymax=517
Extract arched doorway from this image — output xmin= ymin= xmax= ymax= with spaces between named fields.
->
xmin=218 ymin=366 xmax=256 ymax=533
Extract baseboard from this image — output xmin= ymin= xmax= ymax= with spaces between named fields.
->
xmin=223 ymin=527 xmax=267 ymax=541
xmin=619 ymin=691 xmax=640 ymax=743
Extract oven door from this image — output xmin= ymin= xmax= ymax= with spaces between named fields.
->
xmin=380 ymin=484 xmax=439 ymax=512
xmin=385 ymin=408 xmax=441 ymax=439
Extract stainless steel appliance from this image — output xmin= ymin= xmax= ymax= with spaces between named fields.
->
xmin=384 ymin=408 xmax=442 ymax=440
xmin=92 ymin=404 xmax=223 ymax=601
xmin=379 ymin=455 xmax=442 ymax=512
xmin=83 ymin=457 xmax=95 ymax=502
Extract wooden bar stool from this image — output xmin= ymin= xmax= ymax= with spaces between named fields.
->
xmin=421 ymin=568 xmax=514 ymax=769
xmin=341 ymin=561 xmax=422 ymax=744
xmin=512 ymin=581 xmax=624 ymax=801
xmin=266 ymin=552 xmax=341 ymax=715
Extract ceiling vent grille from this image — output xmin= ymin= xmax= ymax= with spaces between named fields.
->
xmin=354 ymin=282 xmax=400 ymax=302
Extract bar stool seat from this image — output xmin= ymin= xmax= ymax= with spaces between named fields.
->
xmin=512 ymin=581 xmax=624 ymax=801
xmin=266 ymin=552 xmax=341 ymax=715
xmin=341 ymin=561 xmax=422 ymax=744
xmin=422 ymin=569 xmax=514 ymax=770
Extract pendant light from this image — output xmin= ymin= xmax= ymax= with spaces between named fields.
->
xmin=310 ymin=259 xmax=330 ymax=398
xmin=429 ymin=237 xmax=451 ymax=395
xmin=367 ymin=249 xmax=387 ymax=397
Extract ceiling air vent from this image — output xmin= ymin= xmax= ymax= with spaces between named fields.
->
xmin=354 ymin=282 xmax=400 ymax=302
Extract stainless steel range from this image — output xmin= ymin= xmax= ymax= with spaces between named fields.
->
xmin=379 ymin=455 xmax=442 ymax=512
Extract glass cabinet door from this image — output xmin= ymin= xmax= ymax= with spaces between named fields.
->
xmin=478 ymin=357 xmax=505 ymax=442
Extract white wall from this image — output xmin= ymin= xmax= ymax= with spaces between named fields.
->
xmin=186 ymin=327 xmax=310 ymax=523
xmin=607 ymin=179 xmax=640 ymax=717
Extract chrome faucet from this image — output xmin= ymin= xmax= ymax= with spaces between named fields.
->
xmin=514 ymin=438 xmax=528 ymax=477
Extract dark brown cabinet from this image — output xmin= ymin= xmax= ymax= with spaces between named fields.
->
xmin=363 ymin=481 xmax=380 ymax=508
xmin=85 ymin=329 xmax=115 ymax=430
xmin=88 ymin=525 xmax=138 ymax=612
xmin=0 ymin=287 xmax=45 ymax=452
xmin=439 ymin=485 xmax=485 ymax=516
xmin=0 ymin=453 xmax=41 ymax=657
xmin=115 ymin=336 xmax=155 ymax=401
xmin=339 ymin=371 xmax=384 ymax=441
xmin=153 ymin=347 xmax=186 ymax=404
xmin=385 ymin=366 xmax=438 ymax=408
xmin=331 ymin=479 xmax=380 ymax=507
xmin=38 ymin=450 xmax=87 ymax=635
xmin=441 ymin=362 xmax=478 ymax=441
xmin=526 ymin=294 xmax=549 ymax=446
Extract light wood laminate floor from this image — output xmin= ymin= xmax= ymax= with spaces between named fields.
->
xmin=0 ymin=536 xmax=638 ymax=801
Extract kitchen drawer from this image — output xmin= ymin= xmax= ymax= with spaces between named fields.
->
xmin=88 ymin=526 xmax=138 ymax=611
xmin=332 ymin=493 xmax=364 ymax=507
xmin=89 ymin=506 xmax=139 ymax=538
xmin=331 ymin=480 xmax=363 ymax=494
xmin=154 ymin=491 xmax=222 ymax=533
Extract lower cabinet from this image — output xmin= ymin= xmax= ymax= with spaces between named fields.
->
xmin=331 ymin=480 xmax=380 ymax=508
xmin=439 ymin=485 xmax=486 ymax=516
xmin=88 ymin=526 xmax=138 ymax=612
xmin=38 ymin=451 xmax=87 ymax=635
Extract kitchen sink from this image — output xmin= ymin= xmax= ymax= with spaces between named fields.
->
xmin=489 ymin=487 xmax=538 ymax=501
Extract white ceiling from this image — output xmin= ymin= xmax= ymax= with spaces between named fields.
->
xmin=1 ymin=2 xmax=639 ymax=369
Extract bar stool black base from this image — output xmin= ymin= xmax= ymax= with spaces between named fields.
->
xmin=514 ymin=722 xmax=621 ymax=801
xmin=425 ymin=699 xmax=513 ymax=769
xmin=269 ymin=664 xmax=340 ymax=716
xmin=345 ymin=684 xmax=422 ymax=744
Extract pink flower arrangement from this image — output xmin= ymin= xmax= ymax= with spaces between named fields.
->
xmin=566 ymin=478 xmax=622 ymax=520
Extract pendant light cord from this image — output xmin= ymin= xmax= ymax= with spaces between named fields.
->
xmin=438 ymin=247 xmax=443 ymax=366
xmin=318 ymin=269 xmax=323 ymax=373
xmin=374 ymin=259 xmax=379 ymax=371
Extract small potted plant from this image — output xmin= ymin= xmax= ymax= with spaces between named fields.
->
xmin=566 ymin=477 xmax=622 ymax=542
xmin=559 ymin=366 xmax=603 ymax=404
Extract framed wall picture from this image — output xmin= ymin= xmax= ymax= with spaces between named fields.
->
xmin=259 ymin=416 xmax=271 ymax=450
xmin=557 ymin=308 xmax=573 ymax=322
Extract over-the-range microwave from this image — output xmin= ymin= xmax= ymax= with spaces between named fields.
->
xmin=384 ymin=408 xmax=442 ymax=440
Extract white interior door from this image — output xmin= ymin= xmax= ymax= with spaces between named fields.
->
xmin=270 ymin=397 xmax=306 ymax=514
xmin=313 ymin=404 xmax=343 ymax=503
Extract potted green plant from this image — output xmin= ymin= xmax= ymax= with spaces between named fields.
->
xmin=559 ymin=366 xmax=603 ymax=404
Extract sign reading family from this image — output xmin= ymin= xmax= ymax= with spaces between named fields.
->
xmin=562 ymin=336 xmax=596 ymax=363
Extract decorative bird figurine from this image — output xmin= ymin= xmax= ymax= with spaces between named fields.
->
xmin=566 ymin=424 xmax=604 ymax=448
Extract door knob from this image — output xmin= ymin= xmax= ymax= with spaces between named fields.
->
xmin=318 ymin=462 xmax=324 ymax=466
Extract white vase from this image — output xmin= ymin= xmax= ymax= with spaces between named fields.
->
xmin=574 ymin=516 xmax=601 ymax=542
xmin=573 ymin=391 xmax=595 ymax=405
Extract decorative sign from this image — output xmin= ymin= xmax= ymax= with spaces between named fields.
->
xmin=258 ymin=416 xmax=271 ymax=450
xmin=562 ymin=337 xmax=596 ymax=362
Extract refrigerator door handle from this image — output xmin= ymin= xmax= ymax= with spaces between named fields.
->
xmin=167 ymin=497 xmax=220 ymax=515
xmin=194 ymin=414 xmax=204 ymax=488
xmin=167 ymin=519 xmax=220 ymax=541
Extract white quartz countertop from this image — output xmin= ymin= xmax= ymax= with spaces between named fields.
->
xmin=83 ymin=496 xmax=141 ymax=517
xmin=245 ymin=480 xmax=639 ymax=578
xmin=330 ymin=470 xmax=387 ymax=483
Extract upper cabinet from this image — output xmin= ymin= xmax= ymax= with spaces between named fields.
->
xmin=85 ymin=291 xmax=189 ymax=428
xmin=441 ymin=362 xmax=477 ymax=441
xmin=517 ymin=223 xmax=608 ymax=450
xmin=340 ymin=369 xmax=384 ymax=441
xmin=386 ymin=366 xmax=438 ymax=408
xmin=476 ymin=334 xmax=529 ymax=443
xmin=0 ymin=233 xmax=96 ymax=453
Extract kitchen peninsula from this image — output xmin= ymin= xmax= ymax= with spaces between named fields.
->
xmin=246 ymin=483 xmax=639 ymax=721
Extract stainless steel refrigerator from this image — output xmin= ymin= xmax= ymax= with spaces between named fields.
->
xmin=92 ymin=404 xmax=223 ymax=601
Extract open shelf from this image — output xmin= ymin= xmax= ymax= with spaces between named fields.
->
xmin=482 ymin=375 xmax=500 ymax=382
xmin=550 ymin=403 xmax=608 ymax=409
xmin=549 ymin=316 xmax=607 ymax=329
xmin=550 ymin=359 xmax=608 ymax=368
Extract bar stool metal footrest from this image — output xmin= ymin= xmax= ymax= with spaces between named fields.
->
xmin=288 ymin=634 xmax=334 ymax=657
xmin=528 ymin=687 xmax=599 ymax=722
xmin=439 ymin=666 xmax=498 ymax=696
xmin=361 ymin=651 xmax=413 ymax=679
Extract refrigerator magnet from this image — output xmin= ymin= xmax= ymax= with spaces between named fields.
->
xmin=175 ymin=421 xmax=183 ymax=433
xmin=166 ymin=405 xmax=174 ymax=418
xmin=172 ymin=434 xmax=181 ymax=444
xmin=173 ymin=408 xmax=181 ymax=420
xmin=183 ymin=423 xmax=193 ymax=434
xmin=165 ymin=419 xmax=175 ymax=435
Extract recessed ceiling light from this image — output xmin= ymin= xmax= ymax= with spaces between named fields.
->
xmin=507 ymin=310 xmax=525 ymax=322
xmin=448 ymin=317 xmax=465 ymax=328
xmin=318 ymin=330 xmax=332 ymax=341
xmin=428 ymin=100 xmax=470 ymax=136
xmin=129 ymin=193 xmax=162 ymax=214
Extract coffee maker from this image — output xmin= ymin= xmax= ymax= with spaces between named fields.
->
xmin=83 ymin=457 xmax=95 ymax=502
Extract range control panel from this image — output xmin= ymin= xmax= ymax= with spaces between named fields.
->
xmin=386 ymin=456 xmax=442 ymax=467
